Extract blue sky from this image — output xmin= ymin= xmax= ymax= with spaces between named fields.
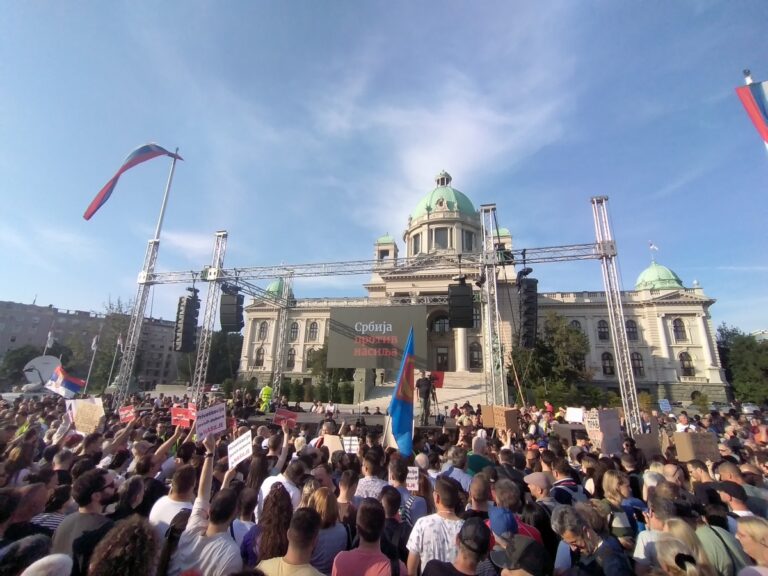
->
xmin=1 ymin=2 xmax=767 ymax=332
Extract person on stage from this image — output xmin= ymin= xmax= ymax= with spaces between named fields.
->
xmin=416 ymin=371 xmax=434 ymax=426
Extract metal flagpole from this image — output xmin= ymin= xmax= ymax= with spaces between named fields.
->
xmin=106 ymin=333 xmax=122 ymax=391
xmin=84 ymin=324 xmax=104 ymax=394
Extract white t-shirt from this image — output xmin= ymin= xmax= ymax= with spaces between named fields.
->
xmin=406 ymin=513 xmax=464 ymax=569
xmin=632 ymin=529 xmax=664 ymax=568
xmin=168 ymin=496 xmax=243 ymax=576
xmin=255 ymin=474 xmax=300 ymax=522
xmin=232 ymin=518 xmax=255 ymax=547
xmin=149 ymin=495 xmax=193 ymax=543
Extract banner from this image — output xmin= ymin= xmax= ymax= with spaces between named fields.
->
xmin=342 ymin=435 xmax=360 ymax=454
xmin=73 ymin=401 xmax=105 ymax=434
xmin=196 ymin=403 xmax=227 ymax=437
xmin=187 ymin=402 xmax=197 ymax=420
xmin=406 ymin=466 xmax=420 ymax=491
xmin=171 ymin=407 xmax=192 ymax=428
xmin=273 ymin=408 xmax=298 ymax=429
xmin=228 ymin=430 xmax=253 ymax=470
xmin=118 ymin=406 xmax=136 ymax=424
xmin=430 ymin=371 xmax=445 ymax=389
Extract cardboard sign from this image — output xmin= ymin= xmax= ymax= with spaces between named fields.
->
xmin=406 ymin=466 xmax=419 ymax=491
xmin=674 ymin=432 xmax=720 ymax=462
xmin=171 ymin=407 xmax=192 ymax=428
xmin=118 ymin=405 xmax=136 ymax=424
xmin=342 ymin=435 xmax=360 ymax=454
xmin=273 ymin=408 xmax=298 ymax=429
xmin=187 ymin=402 xmax=197 ymax=420
xmin=228 ymin=430 xmax=253 ymax=470
xmin=634 ymin=432 xmax=663 ymax=458
xmin=322 ymin=434 xmax=344 ymax=455
xmin=583 ymin=409 xmax=622 ymax=455
xmin=659 ymin=399 xmax=672 ymax=413
xmin=73 ymin=401 xmax=105 ymax=434
xmin=196 ymin=403 xmax=227 ymax=437
xmin=431 ymin=371 xmax=444 ymax=389
xmin=565 ymin=407 xmax=585 ymax=424
xmin=492 ymin=407 xmax=521 ymax=433
xmin=551 ymin=422 xmax=587 ymax=446
xmin=478 ymin=405 xmax=493 ymax=427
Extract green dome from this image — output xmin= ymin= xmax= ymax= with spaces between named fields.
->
xmin=265 ymin=278 xmax=294 ymax=299
xmin=635 ymin=261 xmax=684 ymax=290
xmin=376 ymin=234 xmax=395 ymax=244
xmin=410 ymin=171 xmax=477 ymax=220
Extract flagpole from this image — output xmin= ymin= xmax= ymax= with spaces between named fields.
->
xmin=107 ymin=333 xmax=122 ymax=391
xmin=84 ymin=324 xmax=104 ymax=395
xmin=43 ymin=320 xmax=55 ymax=356
xmin=153 ymin=148 xmax=180 ymax=241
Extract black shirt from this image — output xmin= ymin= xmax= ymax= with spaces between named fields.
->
xmin=416 ymin=377 xmax=432 ymax=400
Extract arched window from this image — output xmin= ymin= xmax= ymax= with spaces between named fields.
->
xmin=289 ymin=322 xmax=299 ymax=342
xmin=306 ymin=348 xmax=315 ymax=366
xmin=626 ymin=320 xmax=638 ymax=341
xmin=469 ymin=342 xmax=483 ymax=369
xmin=680 ymin=352 xmax=694 ymax=376
xmin=631 ymin=352 xmax=644 ymax=377
xmin=673 ymin=319 xmax=688 ymax=342
xmin=255 ymin=347 xmax=264 ymax=367
xmin=286 ymin=348 xmax=296 ymax=369
xmin=570 ymin=320 xmax=582 ymax=331
xmin=431 ymin=315 xmax=450 ymax=334
xmin=258 ymin=321 xmax=268 ymax=340
xmin=602 ymin=352 xmax=615 ymax=375
xmin=598 ymin=320 xmax=610 ymax=341
xmin=307 ymin=322 xmax=318 ymax=341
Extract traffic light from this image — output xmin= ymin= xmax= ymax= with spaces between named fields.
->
xmin=519 ymin=277 xmax=538 ymax=349
xmin=174 ymin=293 xmax=200 ymax=353
xmin=220 ymin=293 xmax=244 ymax=332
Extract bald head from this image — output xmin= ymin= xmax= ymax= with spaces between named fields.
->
xmin=717 ymin=461 xmax=743 ymax=483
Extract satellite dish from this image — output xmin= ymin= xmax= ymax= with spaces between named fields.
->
xmin=22 ymin=356 xmax=62 ymax=385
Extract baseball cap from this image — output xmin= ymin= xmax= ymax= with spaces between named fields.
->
xmin=458 ymin=517 xmax=491 ymax=556
xmin=524 ymin=472 xmax=552 ymax=490
xmin=489 ymin=507 xmax=518 ymax=539
xmin=714 ymin=481 xmax=747 ymax=502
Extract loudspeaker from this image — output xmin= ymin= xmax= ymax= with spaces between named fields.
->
xmin=220 ymin=294 xmax=244 ymax=332
xmin=519 ymin=277 xmax=538 ymax=349
xmin=449 ymin=283 xmax=474 ymax=329
xmin=174 ymin=295 xmax=200 ymax=353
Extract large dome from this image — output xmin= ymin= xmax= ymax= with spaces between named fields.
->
xmin=265 ymin=278 xmax=294 ymax=300
xmin=410 ymin=171 xmax=476 ymax=220
xmin=635 ymin=261 xmax=684 ymax=290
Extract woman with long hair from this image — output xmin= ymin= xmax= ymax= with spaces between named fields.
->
xmin=736 ymin=516 xmax=768 ymax=567
xmin=88 ymin=515 xmax=159 ymax=576
xmin=240 ymin=483 xmax=293 ymax=568
xmin=655 ymin=534 xmax=705 ymax=576
xmin=308 ymin=487 xmax=349 ymax=575
xmin=245 ymin=451 xmax=269 ymax=494
xmin=108 ymin=475 xmax=145 ymax=521
xmin=6 ymin=443 xmax=35 ymax=486
xmin=664 ymin=518 xmax=717 ymax=576
xmin=601 ymin=469 xmax=636 ymax=551
xmin=416 ymin=471 xmax=436 ymax=514
xmin=299 ymin=477 xmax=321 ymax=508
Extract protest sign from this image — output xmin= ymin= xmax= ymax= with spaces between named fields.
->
xmin=492 ymin=407 xmax=520 ymax=433
xmin=659 ymin=399 xmax=672 ymax=413
xmin=342 ymin=435 xmax=360 ymax=454
xmin=171 ymin=407 xmax=192 ymax=428
xmin=228 ymin=430 xmax=253 ymax=470
xmin=73 ymin=401 xmax=104 ymax=434
xmin=674 ymin=432 xmax=720 ymax=462
xmin=406 ymin=466 xmax=419 ymax=491
xmin=118 ymin=405 xmax=136 ymax=424
xmin=322 ymin=434 xmax=344 ymax=455
xmin=551 ymin=422 xmax=587 ymax=446
xmin=196 ymin=403 xmax=227 ymax=437
xmin=187 ymin=402 xmax=197 ymax=420
xmin=478 ymin=405 xmax=493 ymax=427
xmin=565 ymin=407 xmax=585 ymax=424
xmin=273 ymin=408 xmax=298 ymax=429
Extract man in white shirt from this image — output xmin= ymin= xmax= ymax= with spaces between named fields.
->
xmin=255 ymin=460 xmax=305 ymax=522
xmin=169 ymin=435 xmax=242 ymax=576
xmin=148 ymin=464 xmax=196 ymax=542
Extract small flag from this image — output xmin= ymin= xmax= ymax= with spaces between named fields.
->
xmin=388 ymin=327 xmax=415 ymax=455
xmin=117 ymin=334 xmax=124 ymax=354
xmin=45 ymin=366 xmax=86 ymax=399
xmin=649 ymin=241 xmax=659 ymax=251
xmin=736 ymin=78 xmax=768 ymax=144
xmin=46 ymin=331 xmax=54 ymax=349
xmin=83 ymin=143 xmax=183 ymax=220
xmin=91 ymin=335 xmax=99 ymax=352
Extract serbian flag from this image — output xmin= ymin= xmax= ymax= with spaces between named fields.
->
xmin=387 ymin=327 xmax=415 ymax=455
xmin=83 ymin=143 xmax=182 ymax=220
xmin=45 ymin=366 xmax=86 ymax=398
xmin=736 ymin=80 xmax=768 ymax=145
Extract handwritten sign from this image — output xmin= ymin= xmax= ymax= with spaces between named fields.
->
xmin=565 ymin=407 xmax=585 ymax=424
xmin=228 ymin=430 xmax=253 ymax=470
xmin=273 ymin=408 xmax=298 ymax=429
xmin=118 ymin=406 xmax=136 ymax=424
xmin=492 ymin=407 xmax=521 ymax=433
xmin=74 ymin=401 xmax=105 ymax=434
xmin=196 ymin=403 xmax=227 ymax=437
xmin=342 ymin=435 xmax=360 ymax=454
xmin=659 ymin=399 xmax=672 ymax=414
xmin=584 ymin=409 xmax=622 ymax=455
xmin=406 ymin=466 xmax=419 ymax=491
xmin=171 ymin=407 xmax=192 ymax=428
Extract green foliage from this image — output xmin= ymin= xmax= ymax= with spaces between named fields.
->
xmin=222 ymin=378 xmax=235 ymax=397
xmin=303 ymin=382 xmax=315 ymax=402
xmin=0 ymin=345 xmax=41 ymax=386
xmin=206 ymin=332 xmax=243 ymax=384
xmin=692 ymin=393 xmax=710 ymax=415
xmin=339 ymin=381 xmax=354 ymax=404
xmin=243 ymin=378 xmax=258 ymax=396
xmin=290 ymin=379 xmax=304 ymax=402
xmin=637 ymin=391 xmax=654 ymax=412
xmin=317 ymin=381 xmax=329 ymax=403
xmin=308 ymin=344 xmax=354 ymax=384
xmin=530 ymin=379 xmax=580 ymax=408
xmin=728 ymin=334 xmax=768 ymax=403
xmin=329 ymin=381 xmax=339 ymax=402
xmin=87 ymin=298 xmax=132 ymax=391
xmin=604 ymin=391 xmax=623 ymax=408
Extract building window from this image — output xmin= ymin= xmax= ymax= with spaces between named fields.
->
xmin=680 ymin=352 xmax=694 ymax=376
xmin=472 ymin=307 xmax=481 ymax=330
xmin=602 ymin=352 xmax=615 ymax=375
xmin=255 ymin=347 xmax=264 ymax=367
xmin=306 ymin=348 xmax=315 ymax=366
xmin=286 ymin=348 xmax=296 ymax=369
xmin=469 ymin=342 xmax=482 ymax=369
xmin=626 ymin=320 xmax=638 ymax=341
xmin=412 ymin=234 xmax=421 ymax=255
xmin=307 ymin=322 xmax=318 ymax=341
xmin=570 ymin=320 xmax=582 ymax=331
xmin=258 ymin=321 xmax=268 ymax=340
xmin=433 ymin=227 xmax=449 ymax=250
xmin=431 ymin=315 xmax=450 ymax=334
xmin=463 ymin=230 xmax=474 ymax=252
xmin=631 ymin=352 xmax=644 ymax=377
xmin=673 ymin=319 xmax=688 ymax=342
xmin=378 ymin=249 xmax=389 ymax=260
xmin=289 ymin=322 xmax=299 ymax=342
xmin=597 ymin=320 xmax=610 ymax=341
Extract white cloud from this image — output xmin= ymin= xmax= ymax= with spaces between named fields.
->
xmin=161 ymin=230 xmax=217 ymax=262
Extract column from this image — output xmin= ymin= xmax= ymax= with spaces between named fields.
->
xmin=696 ymin=314 xmax=714 ymax=367
xmin=455 ymin=327 xmax=468 ymax=372
xmin=656 ymin=314 xmax=669 ymax=360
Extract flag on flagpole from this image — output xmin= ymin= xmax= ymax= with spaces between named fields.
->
xmin=83 ymin=143 xmax=183 ymax=220
xmin=91 ymin=335 xmax=99 ymax=352
xmin=117 ymin=334 xmax=124 ymax=354
xmin=388 ymin=327 xmax=415 ymax=455
xmin=649 ymin=241 xmax=659 ymax=251
xmin=736 ymin=79 xmax=768 ymax=145
xmin=46 ymin=331 xmax=54 ymax=349
xmin=45 ymin=366 xmax=86 ymax=398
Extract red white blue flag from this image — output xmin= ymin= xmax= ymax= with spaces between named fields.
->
xmin=45 ymin=365 xmax=86 ymax=398
xmin=736 ymin=80 xmax=768 ymax=144
xmin=388 ymin=327 xmax=415 ymax=455
xmin=83 ymin=143 xmax=182 ymax=220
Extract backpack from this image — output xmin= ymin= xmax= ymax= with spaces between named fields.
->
xmin=157 ymin=508 xmax=192 ymax=576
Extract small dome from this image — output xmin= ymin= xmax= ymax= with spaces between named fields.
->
xmin=265 ymin=278 xmax=294 ymax=299
xmin=376 ymin=234 xmax=395 ymax=244
xmin=410 ymin=171 xmax=477 ymax=220
xmin=635 ymin=261 xmax=684 ymax=290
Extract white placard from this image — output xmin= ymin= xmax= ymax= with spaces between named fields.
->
xmin=228 ymin=430 xmax=253 ymax=470
xmin=565 ymin=407 xmax=584 ymax=424
xmin=342 ymin=436 xmax=360 ymax=454
xmin=659 ymin=399 xmax=672 ymax=413
xmin=196 ymin=403 xmax=227 ymax=438
xmin=406 ymin=466 xmax=419 ymax=491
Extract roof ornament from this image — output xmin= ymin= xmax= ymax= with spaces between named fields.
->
xmin=435 ymin=170 xmax=452 ymax=187
xmin=648 ymin=241 xmax=659 ymax=263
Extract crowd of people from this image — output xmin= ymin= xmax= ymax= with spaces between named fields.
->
xmin=0 ymin=389 xmax=766 ymax=576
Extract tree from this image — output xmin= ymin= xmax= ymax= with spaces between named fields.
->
xmin=729 ymin=334 xmax=768 ymax=403
xmin=206 ymin=332 xmax=243 ymax=383
xmin=308 ymin=344 xmax=354 ymax=384
xmin=717 ymin=322 xmax=745 ymax=385
xmin=87 ymin=298 xmax=132 ymax=392
xmin=0 ymin=345 xmax=41 ymax=387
